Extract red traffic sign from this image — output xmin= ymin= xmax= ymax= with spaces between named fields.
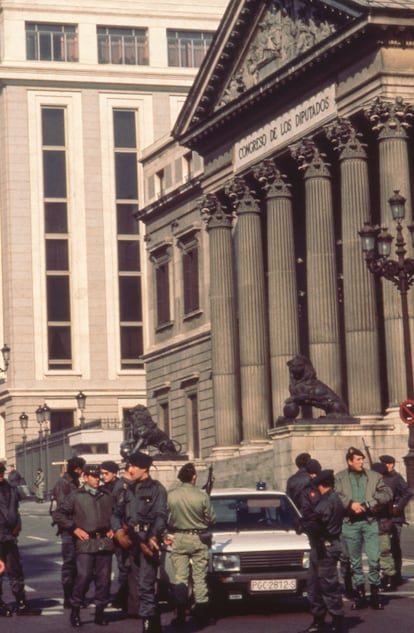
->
xmin=399 ymin=400 xmax=414 ymax=425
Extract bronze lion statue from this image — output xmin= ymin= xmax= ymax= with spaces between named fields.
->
xmin=120 ymin=404 xmax=181 ymax=459
xmin=280 ymin=354 xmax=349 ymax=421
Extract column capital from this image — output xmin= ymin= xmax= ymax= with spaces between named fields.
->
xmin=199 ymin=193 xmax=234 ymax=230
xmin=224 ymin=176 xmax=261 ymax=215
xmin=325 ymin=117 xmax=367 ymax=160
xmin=253 ymin=159 xmax=291 ymax=199
xmin=365 ymin=96 xmax=414 ymax=140
xmin=290 ymin=137 xmax=330 ymax=178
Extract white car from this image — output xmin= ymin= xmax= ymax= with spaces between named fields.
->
xmin=208 ymin=488 xmax=310 ymax=607
xmin=160 ymin=487 xmax=310 ymax=610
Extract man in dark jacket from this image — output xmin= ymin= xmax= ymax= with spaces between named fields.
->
xmin=53 ymin=464 xmax=114 ymax=627
xmin=379 ymin=454 xmax=412 ymax=585
xmin=112 ymin=451 xmax=167 ymax=633
xmin=50 ymin=456 xmax=85 ymax=608
xmin=299 ymin=469 xmax=345 ymax=633
xmin=0 ymin=462 xmax=39 ymax=616
xmin=286 ymin=452 xmax=312 ymax=509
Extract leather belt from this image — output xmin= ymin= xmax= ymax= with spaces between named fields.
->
xmin=132 ymin=523 xmax=150 ymax=533
xmin=173 ymin=529 xmax=204 ymax=535
xmin=87 ymin=530 xmax=107 ymax=539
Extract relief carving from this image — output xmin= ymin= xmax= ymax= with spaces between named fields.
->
xmin=219 ymin=0 xmax=338 ymax=107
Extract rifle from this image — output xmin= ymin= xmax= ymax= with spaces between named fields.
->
xmin=362 ymin=437 xmax=374 ymax=468
xmin=202 ymin=464 xmax=214 ymax=496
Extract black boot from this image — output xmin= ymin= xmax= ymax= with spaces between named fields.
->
xmin=171 ymin=605 xmax=186 ymax=627
xmin=331 ymin=615 xmax=345 ymax=633
xmin=15 ymin=598 xmax=41 ymax=616
xmin=111 ymin=581 xmax=129 ymax=610
xmin=382 ymin=575 xmax=398 ymax=592
xmin=351 ymin=584 xmax=367 ymax=610
xmin=0 ymin=601 xmax=13 ymax=617
xmin=142 ymin=615 xmax=163 ymax=633
xmin=94 ymin=606 xmax=108 ymax=626
xmin=70 ymin=606 xmax=82 ymax=627
xmin=301 ymin=615 xmax=325 ymax=633
xmin=369 ymin=584 xmax=384 ymax=610
xmin=192 ymin=603 xmax=213 ymax=629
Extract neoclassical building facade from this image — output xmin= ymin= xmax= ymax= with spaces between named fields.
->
xmin=0 ymin=0 xmax=228 ymax=470
xmin=140 ymin=0 xmax=414 ymax=488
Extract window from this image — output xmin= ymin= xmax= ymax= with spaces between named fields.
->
xmin=98 ymin=27 xmax=149 ymax=65
xmin=177 ymin=230 xmax=200 ymax=316
xmin=113 ymin=109 xmax=143 ymax=369
xmin=150 ymin=244 xmax=172 ymax=328
xmin=181 ymin=375 xmax=200 ymax=458
xmin=42 ymin=107 xmax=72 ymax=369
xmin=50 ymin=410 xmax=74 ymax=433
xmin=153 ymin=384 xmax=171 ymax=438
xmin=167 ymin=30 xmax=213 ymax=67
xmin=26 ymin=23 xmax=78 ymax=61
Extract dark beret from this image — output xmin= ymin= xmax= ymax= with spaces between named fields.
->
xmin=128 ymin=451 xmax=153 ymax=469
xmin=371 ymin=462 xmax=387 ymax=476
xmin=306 ymin=459 xmax=321 ymax=474
xmin=346 ymin=446 xmax=365 ymax=460
xmin=379 ymin=454 xmax=395 ymax=464
xmin=314 ymin=469 xmax=335 ymax=487
xmin=83 ymin=464 xmax=101 ymax=477
xmin=100 ymin=460 xmax=119 ymax=474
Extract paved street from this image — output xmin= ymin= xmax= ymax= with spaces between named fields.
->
xmin=0 ymin=499 xmax=413 ymax=632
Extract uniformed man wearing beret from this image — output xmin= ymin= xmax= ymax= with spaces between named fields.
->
xmin=53 ymin=464 xmax=114 ymax=627
xmin=334 ymin=447 xmax=392 ymax=610
xmin=112 ymin=451 xmax=167 ymax=633
xmin=379 ymin=454 xmax=412 ymax=585
xmin=299 ymin=469 xmax=345 ymax=633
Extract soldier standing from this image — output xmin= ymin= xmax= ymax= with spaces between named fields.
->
xmin=379 ymin=454 xmax=412 ymax=585
xmin=286 ymin=452 xmax=312 ymax=509
xmin=53 ymin=464 xmax=114 ymax=627
xmin=50 ymin=456 xmax=85 ymax=608
xmin=112 ymin=451 xmax=167 ymax=633
xmin=166 ymin=463 xmax=216 ymax=629
xmin=335 ymin=447 xmax=392 ymax=610
xmin=299 ymin=469 xmax=345 ymax=633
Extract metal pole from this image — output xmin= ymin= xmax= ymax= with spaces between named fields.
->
xmin=44 ymin=430 xmax=49 ymax=499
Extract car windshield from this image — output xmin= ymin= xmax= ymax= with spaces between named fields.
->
xmin=211 ymin=494 xmax=298 ymax=531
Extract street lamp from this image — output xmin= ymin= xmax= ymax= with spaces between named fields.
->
xmin=19 ymin=412 xmax=29 ymax=480
xmin=0 ymin=344 xmax=10 ymax=373
xmin=75 ymin=391 xmax=87 ymax=428
xmin=36 ymin=403 xmax=51 ymax=497
xmin=359 ymin=190 xmax=414 ymax=488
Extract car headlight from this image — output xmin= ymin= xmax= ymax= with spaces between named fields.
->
xmin=302 ymin=551 xmax=310 ymax=569
xmin=212 ymin=553 xmax=241 ymax=573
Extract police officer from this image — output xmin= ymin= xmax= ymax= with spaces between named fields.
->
xmin=286 ymin=452 xmax=312 ymax=509
xmin=112 ymin=451 xmax=167 ymax=633
xmin=379 ymin=454 xmax=412 ymax=585
xmin=335 ymin=447 xmax=392 ymax=610
xmin=371 ymin=462 xmax=397 ymax=591
xmin=53 ymin=464 xmax=114 ymax=627
xmin=167 ymin=463 xmax=216 ymax=629
xmin=0 ymin=462 xmax=40 ymax=616
xmin=50 ymin=456 xmax=85 ymax=608
xmin=299 ymin=469 xmax=345 ymax=633
xmin=100 ymin=461 xmax=119 ymax=494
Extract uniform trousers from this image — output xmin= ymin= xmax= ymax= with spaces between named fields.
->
xmin=132 ymin=548 xmax=159 ymax=618
xmin=391 ymin=523 xmax=403 ymax=578
xmin=0 ymin=539 xmax=25 ymax=599
xmin=71 ymin=551 xmax=112 ymax=608
xmin=61 ymin=531 xmax=77 ymax=589
xmin=170 ymin=532 xmax=209 ymax=605
xmin=342 ymin=519 xmax=380 ymax=586
xmin=307 ymin=540 xmax=344 ymax=618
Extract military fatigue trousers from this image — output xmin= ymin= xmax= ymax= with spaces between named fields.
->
xmin=342 ymin=519 xmax=380 ymax=586
xmin=170 ymin=532 xmax=209 ymax=606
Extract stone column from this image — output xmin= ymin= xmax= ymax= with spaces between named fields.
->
xmin=365 ymin=97 xmax=414 ymax=406
xmin=225 ymin=176 xmax=271 ymax=440
xmin=200 ymin=193 xmax=241 ymax=447
xmin=326 ymin=118 xmax=381 ymax=415
xmin=290 ymin=138 xmax=342 ymax=395
xmin=253 ymin=159 xmax=299 ymax=421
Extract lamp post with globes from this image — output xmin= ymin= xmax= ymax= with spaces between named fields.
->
xmin=75 ymin=391 xmax=87 ymax=428
xmin=19 ymin=412 xmax=29 ymax=481
xmin=359 ymin=190 xmax=414 ymax=488
xmin=36 ymin=403 xmax=51 ymax=496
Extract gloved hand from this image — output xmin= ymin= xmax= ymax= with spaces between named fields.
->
xmin=114 ymin=528 xmax=132 ymax=549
